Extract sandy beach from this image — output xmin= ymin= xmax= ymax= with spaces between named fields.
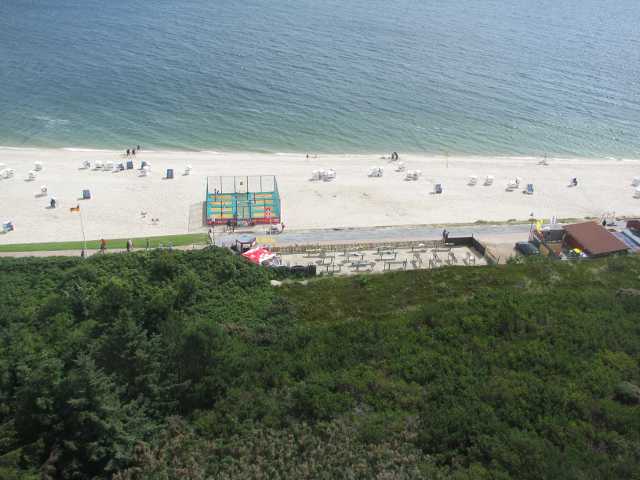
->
xmin=0 ymin=147 xmax=639 ymax=244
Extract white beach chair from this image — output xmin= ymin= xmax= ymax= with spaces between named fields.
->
xmin=323 ymin=169 xmax=336 ymax=181
xmin=632 ymin=177 xmax=640 ymax=187
xmin=34 ymin=161 xmax=43 ymax=171
xmin=26 ymin=170 xmax=37 ymax=181
xmin=310 ymin=169 xmax=323 ymax=181
xmin=506 ymin=178 xmax=520 ymax=191
xmin=139 ymin=165 xmax=151 ymax=177
xmin=1 ymin=168 xmax=15 ymax=179
xmin=404 ymin=169 xmax=422 ymax=181
xmin=0 ymin=169 xmax=7 ymax=179
xmin=468 ymin=175 xmax=478 ymax=186
xmin=368 ymin=167 xmax=384 ymax=177
xmin=105 ymin=161 xmax=114 ymax=171
xmin=394 ymin=161 xmax=406 ymax=172
xmin=81 ymin=160 xmax=91 ymax=170
xmin=484 ymin=175 xmax=494 ymax=186
xmin=184 ymin=165 xmax=192 ymax=176
xmin=635 ymin=187 xmax=640 ymax=199
xmin=94 ymin=160 xmax=104 ymax=170
xmin=0 ymin=163 xmax=5 ymax=172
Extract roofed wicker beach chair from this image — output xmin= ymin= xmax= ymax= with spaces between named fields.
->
xmin=632 ymin=177 xmax=640 ymax=187
xmin=468 ymin=175 xmax=478 ymax=186
xmin=484 ymin=175 xmax=494 ymax=186
xmin=368 ymin=166 xmax=384 ymax=177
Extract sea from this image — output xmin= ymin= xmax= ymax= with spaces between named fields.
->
xmin=1 ymin=0 xmax=639 ymax=157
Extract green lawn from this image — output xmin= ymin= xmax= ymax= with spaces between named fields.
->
xmin=0 ymin=232 xmax=208 ymax=252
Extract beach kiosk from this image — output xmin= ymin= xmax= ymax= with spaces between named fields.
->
xmin=206 ymin=175 xmax=282 ymax=227
xmin=234 ymin=234 xmax=256 ymax=253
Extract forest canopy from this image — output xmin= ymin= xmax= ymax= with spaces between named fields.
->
xmin=1 ymin=249 xmax=639 ymax=479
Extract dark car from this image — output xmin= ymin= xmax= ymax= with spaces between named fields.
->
xmin=515 ymin=241 xmax=539 ymax=256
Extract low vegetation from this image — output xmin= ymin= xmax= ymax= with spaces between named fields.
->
xmin=1 ymin=249 xmax=639 ymax=479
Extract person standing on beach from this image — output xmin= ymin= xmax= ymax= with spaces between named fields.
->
xmin=100 ymin=238 xmax=107 ymax=253
xmin=126 ymin=148 xmax=130 ymax=156
xmin=126 ymin=239 xmax=133 ymax=252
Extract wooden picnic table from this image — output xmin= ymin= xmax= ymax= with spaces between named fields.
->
xmin=383 ymin=260 xmax=408 ymax=271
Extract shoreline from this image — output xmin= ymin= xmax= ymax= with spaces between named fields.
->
xmin=1 ymin=146 xmax=639 ymax=163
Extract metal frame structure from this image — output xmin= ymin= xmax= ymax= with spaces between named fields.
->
xmin=206 ymin=175 xmax=281 ymax=226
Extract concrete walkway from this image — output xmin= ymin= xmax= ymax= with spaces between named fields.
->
xmin=0 ymin=223 xmax=531 ymax=258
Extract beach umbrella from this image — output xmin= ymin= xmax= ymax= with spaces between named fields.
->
xmin=242 ymin=246 xmax=276 ymax=265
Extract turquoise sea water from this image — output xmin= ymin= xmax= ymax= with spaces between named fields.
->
xmin=1 ymin=0 xmax=639 ymax=156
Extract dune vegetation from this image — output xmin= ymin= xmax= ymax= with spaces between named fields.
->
xmin=1 ymin=248 xmax=639 ymax=479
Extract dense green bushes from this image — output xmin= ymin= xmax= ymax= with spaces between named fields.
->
xmin=1 ymin=250 xmax=640 ymax=478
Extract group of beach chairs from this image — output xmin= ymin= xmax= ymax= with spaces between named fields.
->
xmin=310 ymin=169 xmax=337 ymax=182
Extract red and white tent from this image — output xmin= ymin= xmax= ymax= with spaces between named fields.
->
xmin=242 ymin=246 xmax=277 ymax=265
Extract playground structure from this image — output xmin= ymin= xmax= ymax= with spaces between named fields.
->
xmin=206 ymin=175 xmax=281 ymax=226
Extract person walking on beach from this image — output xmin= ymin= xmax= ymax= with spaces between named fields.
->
xmin=132 ymin=148 xmax=136 ymax=156
xmin=126 ymin=148 xmax=130 ymax=156
xmin=100 ymin=238 xmax=107 ymax=253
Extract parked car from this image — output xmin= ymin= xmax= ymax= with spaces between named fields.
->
xmin=515 ymin=241 xmax=539 ymax=256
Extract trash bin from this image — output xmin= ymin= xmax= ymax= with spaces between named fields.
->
xmin=82 ymin=189 xmax=91 ymax=200
xmin=166 ymin=168 xmax=174 ymax=179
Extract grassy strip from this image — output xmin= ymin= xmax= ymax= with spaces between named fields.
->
xmin=0 ymin=233 xmax=208 ymax=252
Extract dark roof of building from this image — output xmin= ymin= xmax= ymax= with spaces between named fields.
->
xmin=564 ymin=222 xmax=628 ymax=256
